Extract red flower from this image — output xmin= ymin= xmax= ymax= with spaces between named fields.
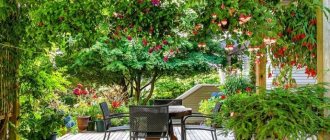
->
xmin=286 ymin=28 xmax=292 ymax=34
xmin=221 ymin=3 xmax=225 ymax=9
xmin=93 ymin=94 xmax=98 ymax=99
xmin=290 ymin=61 xmax=296 ymax=66
xmin=148 ymin=47 xmax=154 ymax=53
xmin=221 ymin=19 xmax=228 ymax=26
xmin=193 ymin=30 xmax=198 ymax=35
xmin=149 ymin=26 xmax=154 ymax=34
xmin=154 ymin=45 xmax=162 ymax=51
xmin=111 ymin=101 xmax=121 ymax=109
xmin=162 ymin=40 xmax=168 ymax=45
xmin=73 ymin=88 xmax=81 ymax=96
xmin=77 ymin=83 xmax=83 ymax=88
xmin=163 ymin=56 xmax=169 ymax=62
xmin=245 ymin=87 xmax=252 ymax=92
xmin=309 ymin=19 xmax=317 ymax=26
xmin=81 ymin=89 xmax=88 ymax=95
xmin=127 ymin=36 xmax=132 ymax=41
xmin=311 ymin=53 xmax=316 ymax=58
xmin=297 ymin=63 xmax=303 ymax=69
xmin=142 ymin=38 xmax=148 ymax=46
xmin=300 ymin=33 xmax=306 ymax=39
xmin=305 ymin=68 xmax=317 ymax=77
xmin=268 ymin=73 xmax=272 ymax=78
xmin=220 ymin=95 xmax=226 ymax=100
xmin=151 ymin=0 xmax=160 ymax=6
xmin=246 ymin=31 xmax=253 ymax=36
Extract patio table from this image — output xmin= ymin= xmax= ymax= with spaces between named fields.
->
xmin=169 ymin=105 xmax=192 ymax=140
xmin=145 ymin=105 xmax=192 ymax=140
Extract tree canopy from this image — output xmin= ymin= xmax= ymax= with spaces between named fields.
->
xmin=25 ymin=0 xmax=227 ymax=104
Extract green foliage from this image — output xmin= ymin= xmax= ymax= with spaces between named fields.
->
xmin=110 ymin=104 xmax=129 ymax=127
xmin=60 ymin=93 xmax=78 ymax=107
xmin=248 ymin=54 xmax=256 ymax=86
xmin=199 ymin=96 xmax=225 ymax=115
xmin=19 ymin=107 xmax=65 ymax=140
xmin=221 ymin=75 xmax=253 ymax=96
xmin=88 ymin=103 xmax=101 ymax=120
xmin=216 ymin=84 xmax=330 ymax=140
xmin=19 ymin=54 xmax=71 ymax=139
xmin=153 ymin=72 xmax=219 ymax=99
xmin=199 ymin=96 xmax=226 ymax=126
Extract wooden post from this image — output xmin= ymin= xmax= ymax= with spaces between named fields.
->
xmin=317 ymin=0 xmax=330 ymax=139
xmin=317 ymin=0 xmax=324 ymax=84
xmin=256 ymin=55 xmax=267 ymax=94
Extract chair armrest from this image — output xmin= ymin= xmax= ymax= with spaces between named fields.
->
xmin=183 ymin=114 xmax=213 ymax=124
xmin=110 ymin=113 xmax=129 ymax=118
xmin=191 ymin=112 xmax=202 ymax=115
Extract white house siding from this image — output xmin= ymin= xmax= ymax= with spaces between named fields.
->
xmin=266 ymin=67 xmax=317 ymax=89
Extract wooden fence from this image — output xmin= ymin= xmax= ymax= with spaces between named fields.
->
xmin=0 ymin=45 xmax=19 ymax=139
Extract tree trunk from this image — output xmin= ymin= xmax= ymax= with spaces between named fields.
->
xmin=142 ymin=72 xmax=158 ymax=105
xmin=134 ymin=74 xmax=142 ymax=104
xmin=142 ymin=80 xmax=156 ymax=105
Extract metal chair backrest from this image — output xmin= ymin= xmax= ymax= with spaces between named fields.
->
xmin=212 ymin=102 xmax=223 ymax=114
xmin=129 ymin=105 xmax=169 ymax=133
xmin=99 ymin=102 xmax=111 ymax=120
xmin=153 ymin=99 xmax=182 ymax=106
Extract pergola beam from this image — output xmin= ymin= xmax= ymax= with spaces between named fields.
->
xmin=256 ymin=55 xmax=267 ymax=94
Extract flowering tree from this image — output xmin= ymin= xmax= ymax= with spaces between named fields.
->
xmin=27 ymin=0 xmax=227 ymax=104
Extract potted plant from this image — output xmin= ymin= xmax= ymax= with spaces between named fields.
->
xmin=74 ymin=101 xmax=91 ymax=132
xmin=87 ymin=103 xmax=101 ymax=131
xmin=95 ymin=116 xmax=105 ymax=132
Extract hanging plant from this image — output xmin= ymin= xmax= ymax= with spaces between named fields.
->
xmin=266 ymin=0 xmax=329 ymax=87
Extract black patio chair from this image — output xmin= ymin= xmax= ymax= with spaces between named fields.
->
xmin=153 ymin=99 xmax=182 ymax=106
xmin=182 ymin=102 xmax=223 ymax=140
xmin=154 ymin=99 xmax=183 ymax=125
xmin=129 ymin=105 xmax=170 ymax=140
xmin=99 ymin=102 xmax=130 ymax=140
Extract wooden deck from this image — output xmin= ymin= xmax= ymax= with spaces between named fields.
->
xmin=59 ymin=126 xmax=234 ymax=140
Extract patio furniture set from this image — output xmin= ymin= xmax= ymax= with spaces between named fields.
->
xmin=99 ymin=99 xmax=222 ymax=140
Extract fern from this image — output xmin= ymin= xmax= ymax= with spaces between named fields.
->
xmin=216 ymin=84 xmax=330 ymax=140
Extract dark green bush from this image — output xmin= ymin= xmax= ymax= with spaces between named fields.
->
xmin=216 ymin=84 xmax=330 ymax=140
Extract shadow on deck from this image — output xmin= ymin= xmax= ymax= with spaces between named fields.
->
xmin=59 ymin=126 xmax=234 ymax=140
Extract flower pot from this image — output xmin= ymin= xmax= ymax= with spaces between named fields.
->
xmin=95 ymin=120 xmax=105 ymax=132
xmin=87 ymin=121 xmax=95 ymax=131
xmin=77 ymin=116 xmax=90 ymax=132
xmin=47 ymin=132 xmax=57 ymax=140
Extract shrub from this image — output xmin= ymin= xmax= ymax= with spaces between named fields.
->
xmin=216 ymin=84 xmax=330 ymax=140
xmin=154 ymin=72 xmax=219 ymax=99
xmin=221 ymin=75 xmax=253 ymax=96
xmin=199 ymin=95 xmax=226 ymax=115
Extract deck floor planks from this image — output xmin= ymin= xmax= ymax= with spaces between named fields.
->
xmin=59 ymin=127 xmax=234 ymax=140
